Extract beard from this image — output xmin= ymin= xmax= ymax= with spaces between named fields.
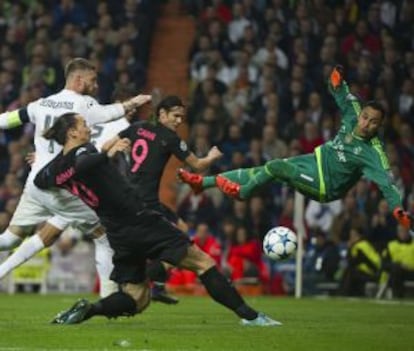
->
xmin=80 ymin=84 xmax=97 ymax=97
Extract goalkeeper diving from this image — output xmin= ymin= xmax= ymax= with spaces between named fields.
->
xmin=178 ymin=65 xmax=414 ymax=230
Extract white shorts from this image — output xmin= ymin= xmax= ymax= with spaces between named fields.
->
xmin=10 ymin=183 xmax=100 ymax=234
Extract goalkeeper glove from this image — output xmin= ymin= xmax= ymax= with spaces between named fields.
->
xmin=393 ymin=207 xmax=414 ymax=230
xmin=330 ymin=65 xmax=344 ymax=89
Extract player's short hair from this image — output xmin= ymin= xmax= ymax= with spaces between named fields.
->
xmin=64 ymin=58 xmax=96 ymax=79
xmin=156 ymin=95 xmax=184 ymax=117
xmin=362 ymin=100 xmax=386 ymax=119
xmin=43 ymin=113 xmax=78 ymax=145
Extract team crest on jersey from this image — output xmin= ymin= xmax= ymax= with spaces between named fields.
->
xmin=180 ymin=140 xmax=188 ymax=152
xmin=344 ymin=134 xmax=353 ymax=143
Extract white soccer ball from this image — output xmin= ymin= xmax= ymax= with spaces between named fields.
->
xmin=263 ymin=226 xmax=298 ymax=260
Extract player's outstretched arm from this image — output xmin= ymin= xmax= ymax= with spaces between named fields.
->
xmin=122 ymin=94 xmax=152 ymax=113
xmin=101 ymin=136 xmax=121 ymax=153
xmin=0 ymin=109 xmax=30 ymax=129
xmin=84 ymin=94 xmax=152 ymax=125
xmin=185 ymin=146 xmax=223 ymax=172
xmin=106 ymin=138 xmax=130 ymax=158
xmin=328 ymin=65 xmax=362 ymax=118
xmin=329 ymin=65 xmax=344 ymax=90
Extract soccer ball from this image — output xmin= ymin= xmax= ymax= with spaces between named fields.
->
xmin=263 ymin=226 xmax=297 ymax=260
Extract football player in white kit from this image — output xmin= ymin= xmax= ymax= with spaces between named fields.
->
xmin=0 ymin=58 xmax=151 ymax=296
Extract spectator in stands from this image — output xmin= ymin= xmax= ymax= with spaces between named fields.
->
xmin=331 ymin=192 xmax=368 ymax=244
xmin=228 ymin=2 xmax=252 ymax=45
xmin=244 ymin=138 xmax=269 ymax=168
xmin=369 ymin=199 xmax=397 ymax=252
xmin=261 ymin=124 xmax=287 ymax=160
xmin=305 ymin=199 xmax=342 ymax=236
xmin=381 ymin=225 xmax=414 ymax=298
xmin=246 ymin=196 xmax=272 ymax=239
xmin=298 ymin=121 xmax=324 ymax=154
xmin=219 ymin=124 xmax=249 ymax=170
xmin=225 ymin=224 xmax=268 ymax=284
xmin=341 ymin=227 xmax=381 ymax=297
xmin=304 ymin=229 xmax=341 ymax=293
xmin=252 ymin=36 xmax=288 ymax=71
xmin=177 ymin=190 xmax=217 ymax=230
xmin=341 ymin=19 xmax=381 ymax=57
xmin=52 ymin=0 xmax=87 ymax=32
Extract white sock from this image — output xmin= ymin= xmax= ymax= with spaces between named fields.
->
xmin=0 ymin=230 xmax=23 ymax=250
xmin=0 ymin=234 xmax=45 ymax=279
xmin=93 ymin=234 xmax=117 ymax=297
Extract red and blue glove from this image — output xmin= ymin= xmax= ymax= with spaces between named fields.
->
xmin=329 ymin=65 xmax=344 ymax=89
xmin=393 ymin=207 xmax=414 ymax=230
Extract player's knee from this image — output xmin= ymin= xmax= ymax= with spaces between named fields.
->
xmin=199 ymin=254 xmax=216 ymax=274
xmin=265 ymin=159 xmax=292 ymax=179
xmin=121 ymin=282 xmax=151 ymax=313
xmin=91 ymin=225 xmax=106 ymax=238
xmin=191 ymin=248 xmax=216 ymax=274
xmin=178 ymin=245 xmax=216 ymax=274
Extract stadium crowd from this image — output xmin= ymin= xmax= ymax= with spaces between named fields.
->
xmin=0 ymin=0 xmax=414 ymax=297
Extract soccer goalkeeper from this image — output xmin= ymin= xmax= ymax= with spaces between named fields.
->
xmin=178 ymin=65 xmax=414 ymax=230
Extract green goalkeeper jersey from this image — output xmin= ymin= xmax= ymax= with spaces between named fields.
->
xmin=315 ymin=81 xmax=402 ymax=210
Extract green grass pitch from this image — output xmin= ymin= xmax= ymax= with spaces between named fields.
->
xmin=0 ymin=294 xmax=413 ymax=351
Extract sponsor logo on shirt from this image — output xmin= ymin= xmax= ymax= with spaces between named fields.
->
xmin=40 ymin=99 xmax=74 ymax=109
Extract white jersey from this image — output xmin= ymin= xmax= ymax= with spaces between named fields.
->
xmin=26 ymin=89 xmax=124 ymax=184
xmin=91 ymin=118 xmax=130 ymax=151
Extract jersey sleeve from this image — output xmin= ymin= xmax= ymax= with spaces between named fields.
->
xmin=329 ymin=80 xmax=361 ymax=127
xmin=118 ymin=122 xmax=136 ymax=140
xmin=81 ymin=96 xmax=125 ymax=125
xmin=33 ymin=157 xmax=59 ymax=189
xmin=26 ymin=100 xmax=40 ymax=124
xmin=362 ymin=142 xmax=402 ymax=211
xmin=75 ymin=144 xmax=108 ymax=173
xmin=167 ymin=133 xmax=191 ymax=161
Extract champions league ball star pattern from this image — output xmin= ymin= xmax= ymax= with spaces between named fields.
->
xmin=263 ymin=226 xmax=298 ymax=260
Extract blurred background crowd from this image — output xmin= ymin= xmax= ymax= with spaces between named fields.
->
xmin=0 ymin=0 xmax=413 ymax=298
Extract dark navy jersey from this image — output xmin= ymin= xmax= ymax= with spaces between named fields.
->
xmin=119 ymin=121 xmax=191 ymax=205
xmin=34 ymin=143 xmax=144 ymax=225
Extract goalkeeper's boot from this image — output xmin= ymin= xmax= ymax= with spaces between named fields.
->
xmin=51 ymin=299 xmax=91 ymax=325
xmin=215 ymin=175 xmax=242 ymax=200
xmin=240 ymin=313 xmax=282 ymax=327
xmin=177 ymin=168 xmax=203 ymax=194
xmin=151 ymin=283 xmax=179 ymax=305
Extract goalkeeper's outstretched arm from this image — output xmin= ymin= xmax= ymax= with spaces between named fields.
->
xmin=328 ymin=65 xmax=362 ymax=118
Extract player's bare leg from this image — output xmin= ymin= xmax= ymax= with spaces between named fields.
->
xmin=0 ymin=222 xmax=62 ymax=278
xmin=178 ymin=245 xmax=281 ymax=326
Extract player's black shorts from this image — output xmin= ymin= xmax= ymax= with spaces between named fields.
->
xmin=147 ymin=202 xmax=179 ymax=224
xmin=107 ymin=210 xmax=191 ymax=284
